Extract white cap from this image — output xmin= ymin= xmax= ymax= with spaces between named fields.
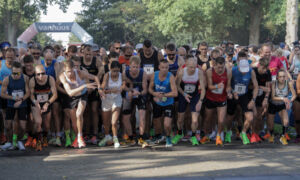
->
xmin=135 ymin=43 xmax=143 ymax=50
xmin=238 ymin=59 xmax=250 ymax=73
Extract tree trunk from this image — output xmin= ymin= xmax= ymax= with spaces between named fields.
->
xmin=7 ymin=22 xmax=17 ymax=46
xmin=248 ymin=2 xmax=262 ymax=45
xmin=285 ymin=0 xmax=298 ymax=46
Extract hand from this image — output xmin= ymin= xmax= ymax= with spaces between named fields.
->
xmin=35 ymin=101 xmax=41 ymax=111
xmin=184 ymin=93 xmax=191 ymax=103
xmin=41 ymin=102 xmax=49 ymax=113
xmin=154 ymin=92 xmax=164 ymax=99
xmin=132 ymin=89 xmax=140 ymax=97
xmin=13 ymin=100 xmax=22 ymax=108
xmin=284 ymin=98 xmax=291 ymax=110
xmin=227 ymin=92 xmax=233 ymax=99
xmin=247 ymin=100 xmax=255 ymax=109
xmin=234 ymin=92 xmax=239 ymax=100
xmin=86 ymin=82 xmax=98 ymax=89
xmin=153 ymin=97 xmax=160 ymax=103
xmin=99 ymin=90 xmax=106 ymax=99
xmin=217 ymin=83 xmax=224 ymax=89
xmin=262 ymin=98 xmax=268 ymax=109
xmin=195 ymin=101 xmax=202 ymax=112
xmin=127 ymin=91 xmax=133 ymax=100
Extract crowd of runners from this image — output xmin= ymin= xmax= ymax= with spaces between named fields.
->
xmin=0 ymin=39 xmax=300 ymax=151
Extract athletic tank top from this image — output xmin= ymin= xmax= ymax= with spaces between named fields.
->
xmin=154 ymin=71 xmax=173 ymax=106
xmin=41 ymin=59 xmax=56 ymax=80
xmin=107 ymin=72 xmax=122 ymax=97
xmin=293 ymin=57 xmax=300 ymax=79
xmin=0 ymin=60 xmax=12 ymax=94
xmin=140 ymin=50 xmax=159 ymax=75
xmin=273 ymin=80 xmax=289 ymax=105
xmin=197 ymin=55 xmax=211 ymax=70
xmin=34 ymin=76 xmax=52 ymax=103
xmin=64 ymin=69 xmax=87 ymax=95
xmin=206 ymin=68 xmax=228 ymax=102
xmin=7 ymin=74 xmax=26 ymax=108
xmin=125 ymin=68 xmax=144 ymax=92
xmin=164 ymin=55 xmax=179 ymax=76
xmin=231 ymin=66 xmax=252 ymax=96
xmin=180 ymin=67 xmax=199 ymax=96
xmin=80 ymin=57 xmax=98 ymax=76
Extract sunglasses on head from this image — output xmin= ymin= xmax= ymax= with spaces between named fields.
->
xmin=36 ymin=72 xmax=46 ymax=76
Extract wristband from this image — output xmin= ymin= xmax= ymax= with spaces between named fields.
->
xmin=183 ymin=92 xmax=188 ymax=97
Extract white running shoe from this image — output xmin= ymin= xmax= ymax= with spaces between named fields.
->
xmin=17 ymin=141 xmax=25 ymax=151
xmin=113 ymin=137 xmax=120 ymax=149
xmin=1 ymin=142 xmax=12 ymax=151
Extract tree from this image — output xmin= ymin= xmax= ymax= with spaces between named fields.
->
xmin=285 ymin=0 xmax=298 ymax=46
xmin=0 ymin=0 xmax=72 ymax=46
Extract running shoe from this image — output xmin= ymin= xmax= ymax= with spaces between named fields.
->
xmin=17 ymin=141 xmax=25 ymax=151
xmin=42 ymin=137 xmax=48 ymax=147
xmin=36 ymin=140 xmax=42 ymax=151
xmin=138 ymin=138 xmax=148 ymax=148
xmin=155 ymin=135 xmax=166 ymax=144
xmin=240 ymin=132 xmax=250 ymax=145
xmin=200 ymin=136 xmax=210 ymax=144
xmin=196 ymin=133 xmax=201 ymax=141
xmin=32 ymin=138 xmax=37 ymax=148
xmin=55 ymin=137 xmax=62 ymax=147
xmin=113 ymin=137 xmax=120 ymax=149
xmin=122 ymin=138 xmax=136 ymax=146
xmin=165 ymin=136 xmax=173 ymax=147
xmin=254 ymin=133 xmax=262 ymax=142
xmin=209 ymin=130 xmax=217 ymax=141
xmin=171 ymin=134 xmax=183 ymax=144
xmin=225 ymin=131 xmax=232 ymax=143
xmin=98 ymin=135 xmax=112 ymax=147
xmin=89 ymin=136 xmax=97 ymax=145
xmin=22 ymin=133 xmax=28 ymax=141
xmin=268 ymin=135 xmax=274 ymax=143
xmin=78 ymin=136 xmax=86 ymax=148
xmin=65 ymin=136 xmax=72 ymax=148
xmin=25 ymin=136 xmax=33 ymax=147
xmin=284 ymin=133 xmax=291 ymax=141
xmin=123 ymin=134 xmax=129 ymax=141
xmin=0 ymin=142 xmax=12 ymax=151
xmin=216 ymin=135 xmax=223 ymax=146
xmin=72 ymin=137 xmax=78 ymax=148
xmin=190 ymin=136 xmax=199 ymax=146
xmin=250 ymin=133 xmax=258 ymax=143
xmin=263 ymin=133 xmax=271 ymax=140
xmin=48 ymin=137 xmax=56 ymax=145
xmin=280 ymin=135 xmax=288 ymax=145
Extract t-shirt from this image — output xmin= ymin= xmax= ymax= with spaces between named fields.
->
xmin=254 ymin=67 xmax=271 ymax=86
xmin=119 ymin=56 xmax=130 ymax=66
xmin=269 ymin=56 xmax=283 ymax=80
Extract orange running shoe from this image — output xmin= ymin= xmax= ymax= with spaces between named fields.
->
xmin=36 ymin=140 xmax=42 ymax=151
xmin=25 ymin=136 xmax=33 ymax=147
xmin=72 ymin=137 xmax=78 ymax=148
xmin=255 ymin=133 xmax=262 ymax=142
xmin=123 ymin=134 xmax=129 ymax=140
xmin=42 ymin=137 xmax=48 ymax=147
xmin=263 ymin=133 xmax=271 ymax=140
xmin=200 ymin=136 xmax=210 ymax=144
xmin=250 ymin=134 xmax=258 ymax=143
xmin=31 ymin=138 xmax=37 ymax=148
xmin=285 ymin=133 xmax=291 ymax=141
xmin=216 ymin=136 xmax=223 ymax=146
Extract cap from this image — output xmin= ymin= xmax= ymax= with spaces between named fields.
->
xmin=135 ymin=43 xmax=143 ymax=50
xmin=226 ymin=47 xmax=234 ymax=55
xmin=238 ymin=59 xmax=250 ymax=73
xmin=0 ymin=41 xmax=11 ymax=50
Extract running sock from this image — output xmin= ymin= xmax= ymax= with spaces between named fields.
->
xmin=78 ymin=133 xmax=82 ymax=140
xmin=178 ymin=130 xmax=183 ymax=135
xmin=270 ymin=130 xmax=274 ymax=135
xmin=129 ymin=135 xmax=133 ymax=140
xmin=282 ymin=126 xmax=288 ymax=135
xmin=192 ymin=132 xmax=196 ymax=137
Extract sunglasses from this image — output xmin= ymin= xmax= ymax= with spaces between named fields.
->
xmin=115 ymin=47 xmax=121 ymax=50
xmin=167 ymin=54 xmax=176 ymax=57
xmin=12 ymin=72 xmax=21 ymax=76
xmin=125 ymin=54 xmax=132 ymax=57
xmin=36 ymin=72 xmax=46 ymax=76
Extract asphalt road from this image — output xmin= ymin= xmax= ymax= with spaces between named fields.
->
xmin=1 ymin=140 xmax=300 ymax=180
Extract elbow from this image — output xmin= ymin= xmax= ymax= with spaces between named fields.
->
xmin=174 ymin=91 xmax=178 ymax=97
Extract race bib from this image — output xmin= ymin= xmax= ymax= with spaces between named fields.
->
xmin=212 ymin=84 xmax=224 ymax=95
xmin=143 ymin=64 xmax=154 ymax=75
xmin=37 ymin=94 xmax=49 ymax=103
xmin=258 ymin=88 xmax=264 ymax=96
xmin=12 ymin=90 xmax=24 ymax=99
xmin=184 ymin=84 xmax=196 ymax=94
xmin=234 ymin=84 xmax=246 ymax=95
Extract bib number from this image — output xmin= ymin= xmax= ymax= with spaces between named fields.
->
xmin=37 ymin=94 xmax=49 ymax=103
xmin=234 ymin=84 xmax=246 ymax=95
xmin=12 ymin=90 xmax=24 ymax=99
xmin=143 ymin=64 xmax=154 ymax=75
xmin=258 ymin=88 xmax=264 ymax=96
xmin=212 ymin=84 xmax=224 ymax=95
xmin=184 ymin=84 xmax=196 ymax=94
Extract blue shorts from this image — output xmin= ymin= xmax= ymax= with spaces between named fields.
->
xmin=178 ymin=93 xmax=200 ymax=113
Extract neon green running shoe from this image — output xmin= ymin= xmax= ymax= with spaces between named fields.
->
xmin=190 ymin=136 xmax=199 ymax=146
xmin=240 ymin=132 xmax=250 ymax=145
xmin=171 ymin=134 xmax=183 ymax=144
xmin=65 ymin=136 xmax=72 ymax=147
xmin=225 ymin=131 xmax=232 ymax=143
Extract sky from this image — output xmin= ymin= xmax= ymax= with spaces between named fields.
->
xmin=40 ymin=0 xmax=83 ymax=46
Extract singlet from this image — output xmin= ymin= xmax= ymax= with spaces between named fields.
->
xmin=34 ymin=76 xmax=52 ymax=104
xmin=140 ymin=50 xmax=159 ymax=75
xmin=197 ymin=55 xmax=211 ymax=70
xmin=125 ymin=67 xmax=144 ymax=92
xmin=41 ymin=59 xmax=57 ymax=80
xmin=273 ymin=80 xmax=289 ymax=105
xmin=231 ymin=66 xmax=252 ymax=96
xmin=164 ymin=54 xmax=179 ymax=76
xmin=206 ymin=68 xmax=228 ymax=102
xmin=292 ymin=56 xmax=300 ymax=80
xmin=7 ymin=74 xmax=26 ymax=108
xmin=253 ymin=67 xmax=271 ymax=96
xmin=107 ymin=72 xmax=122 ymax=97
xmin=180 ymin=67 xmax=199 ymax=96
xmin=64 ymin=69 xmax=87 ymax=96
xmin=154 ymin=71 xmax=173 ymax=106
xmin=80 ymin=57 xmax=98 ymax=76
xmin=0 ymin=60 xmax=12 ymax=95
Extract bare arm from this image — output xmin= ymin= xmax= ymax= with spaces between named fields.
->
xmin=141 ymin=72 xmax=148 ymax=95
xmin=48 ymin=76 xmax=57 ymax=104
xmin=0 ymin=77 xmax=12 ymax=100
xmin=81 ymin=70 xmax=101 ymax=89
xmin=164 ymin=75 xmax=178 ymax=98
xmin=59 ymin=73 xmax=87 ymax=97
xmin=251 ymin=70 xmax=258 ymax=99
xmin=56 ymin=76 xmax=67 ymax=94
xmin=297 ymin=74 xmax=300 ymax=94
xmin=289 ymin=81 xmax=297 ymax=101
xmin=29 ymin=78 xmax=36 ymax=102
xmin=176 ymin=69 xmax=185 ymax=96
xmin=148 ymin=74 xmax=156 ymax=96
xmin=198 ymin=69 xmax=206 ymax=101
xmin=23 ymin=75 xmax=30 ymax=101
xmin=206 ymin=69 xmax=217 ymax=90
